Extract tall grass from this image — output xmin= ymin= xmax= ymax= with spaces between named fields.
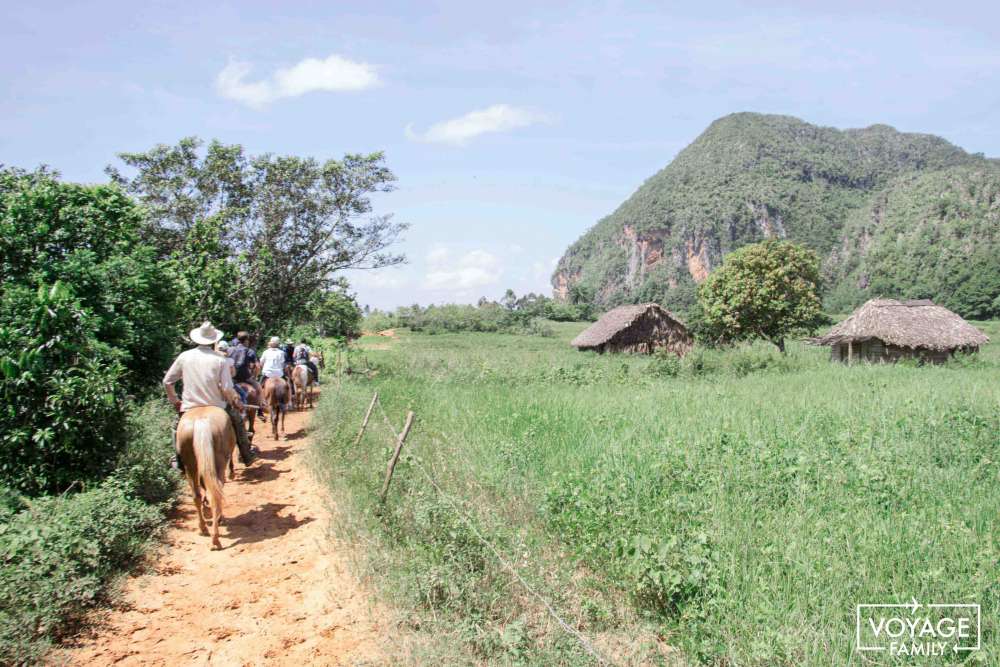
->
xmin=313 ymin=321 xmax=1000 ymax=665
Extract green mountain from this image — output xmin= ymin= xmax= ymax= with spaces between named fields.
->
xmin=553 ymin=113 xmax=998 ymax=317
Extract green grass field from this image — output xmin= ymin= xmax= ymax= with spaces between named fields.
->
xmin=313 ymin=321 xmax=999 ymax=665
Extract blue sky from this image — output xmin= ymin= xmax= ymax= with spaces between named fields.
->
xmin=3 ymin=1 xmax=999 ymax=310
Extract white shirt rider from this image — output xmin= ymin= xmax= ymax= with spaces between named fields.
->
xmin=260 ymin=339 xmax=287 ymax=379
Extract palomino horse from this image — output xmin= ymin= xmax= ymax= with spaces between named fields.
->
xmin=292 ymin=363 xmax=313 ymax=410
xmin=176 ymin=406 xmax=235 ymax=550
xmin=262 ymin=376 xmax=288 ymax=440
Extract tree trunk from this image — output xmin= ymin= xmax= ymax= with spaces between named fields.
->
xmin=775 ymin=338 xmax=786 ymax=354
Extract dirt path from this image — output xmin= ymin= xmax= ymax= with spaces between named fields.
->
xmin=53 ymin=393 xmax=389 ymax=666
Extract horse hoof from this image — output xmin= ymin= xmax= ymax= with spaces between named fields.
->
xmin=211 ymin=540 xmax=222 ymax=550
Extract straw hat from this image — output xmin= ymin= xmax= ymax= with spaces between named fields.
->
xmin=190 ymin=321 xmax=225 ymax=346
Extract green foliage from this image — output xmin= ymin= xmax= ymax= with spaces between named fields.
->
xmin=0 ymin=167 xmax=179 ymax=385
xmin=364 ymin=290 xmax=586 ymax=338
xmin=554 ymin=112 xmax=989 ymax=311
xmin=697 ymin=240 xmax=826 ymax=351
xmin=307 ymin=288 xmax=363 ymax=338
xmin=0 ymin=282 xmax=127 ymax=495
xmin=108 ymin=138 xmax=406 ymax=334
xmin=827 ymin=165 xmax=1000 ymax=318
xmin=0 ymin=169 xmax=179 ymax=494
xmin=0 ymin=400 xmax=176 ymax=664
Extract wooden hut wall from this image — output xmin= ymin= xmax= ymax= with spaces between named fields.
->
xmin=831 ymin=338 xmax=956 ymax=364
xmin=605 ymin=310 xmax=692 ymax=355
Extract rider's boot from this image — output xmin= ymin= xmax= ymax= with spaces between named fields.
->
xmin=226 ymin=405 xmax=259 ymax=465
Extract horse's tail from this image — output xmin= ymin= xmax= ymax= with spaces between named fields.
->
xmin=194 ymin=417 xmax=223 ymax=517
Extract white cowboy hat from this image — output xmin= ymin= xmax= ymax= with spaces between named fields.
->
xmin=190 ymin=321 xmax=225 ymax=346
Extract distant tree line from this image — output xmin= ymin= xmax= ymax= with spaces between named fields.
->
xmin=362 ymin=289 xmax=595 ymax=336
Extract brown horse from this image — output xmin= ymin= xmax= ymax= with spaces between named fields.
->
xmin=262 ymin=376 xmax=288 ymax=440
xmin=176 ymin=406 xmax=234 ymax=550
xmin=292 ymin=363 xmax=313 ymax=410
xmin=236 ymin=381 xmax=261 ymax=438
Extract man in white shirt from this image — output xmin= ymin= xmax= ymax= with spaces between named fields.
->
xmin=260 ymin=336 xmax=292 ymax=403
xmin=163 ymin=321 xmax=258 ymax=470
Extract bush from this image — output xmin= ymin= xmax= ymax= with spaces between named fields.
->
xmin=0 ymin=283 xmax=128 ymax=495
xmin=0 ymin=168 xmax=179 ymax=388
xmin=648 ymin=349 xmax=681 ymax=378
xmin=0 ymin=400 xmax=177 ymax=664
xmin=0 ymin=168 xmax=182 ymax=495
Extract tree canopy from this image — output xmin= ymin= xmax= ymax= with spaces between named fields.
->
xmin=696 ymin=240 xmax=826 ymax=352
xmin=107 ymin=138 xmax=405 ymax=333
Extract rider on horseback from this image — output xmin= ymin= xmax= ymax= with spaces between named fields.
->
xmin=260 ymin=336 xmax=293 ymax=401
xmin=293 ymin=337 xmax=320 ymax=384
xmin=164 ymin=321 xmax=258 ymax=472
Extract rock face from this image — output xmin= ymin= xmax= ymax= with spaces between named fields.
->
xmin=553 ymin=112 xmax=988 ymax=312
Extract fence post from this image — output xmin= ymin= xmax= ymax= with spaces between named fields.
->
xmin=379 ymin=411 xmax=415 ymax=503
xmin=354 ymin=392 xmax=379 ymax=446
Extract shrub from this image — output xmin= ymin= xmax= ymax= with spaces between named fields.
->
xmin=0 ymin=400 xmax=176 ymax=664
xmin=0 ymin=282 xmax=128 ymax=495
xmin=0 ymin=168 xmax=179 ymax=388
xmin=648 ymin=349 xmax=681 ymax=378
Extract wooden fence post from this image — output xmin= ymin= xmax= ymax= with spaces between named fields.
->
xmin=379 ymin=411 xmax=415 ymax=503
xmin=353 ymin=392 xmax=379 ymax=446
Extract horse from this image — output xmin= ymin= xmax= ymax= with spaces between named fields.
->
xmin=292 ymin=363 xmax=313 ymax=410
xmin=236 ymin=381 xmax=261 ymax=439
xmin=262 ymin=376 xmax=288 ymax=440
xmin=310 ymin=350 xmax=325 ymax=370
xmin=226 ymin=382 xmax=261 ymax=479
xmin=175 ymin=406 xmax=235 ymax=550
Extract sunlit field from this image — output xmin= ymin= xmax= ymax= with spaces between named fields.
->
xmin=314 ymin=321 xmax=999 ymax=665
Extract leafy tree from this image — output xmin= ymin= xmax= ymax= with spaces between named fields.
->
xmin=0 ymin=167 xmax=178 ymax=386
xmin=0 ymin=282 xmax=127 ymax=494
xmin=305 ymin=288 xmax=362 ymax=338
xmin=697 ymin=240 xmax=825 ymax=352
xmin=107 ymin=138 xmax=407 ymax=333
xmin=0 ymin=168 xmax=177 ymax=493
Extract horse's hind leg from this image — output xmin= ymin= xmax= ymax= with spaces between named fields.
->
xmin=210 ymin=497 xmax=223 ymax=550
xmin=188 ymin=472 xmax=209 ymax=536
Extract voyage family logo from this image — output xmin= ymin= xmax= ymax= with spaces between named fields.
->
xmin=856 ymin=599 xmax=980 ymax=657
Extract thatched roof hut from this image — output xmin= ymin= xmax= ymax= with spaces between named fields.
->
xmin=571 ymin=303 xmax=693 ymax=355
xmin=812 ymin=298 xmax=989 ymax=363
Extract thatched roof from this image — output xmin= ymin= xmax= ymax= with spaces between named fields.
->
xmin=571 ymin=303 xmax=685 ymax=348
xmin=812 ymin=299 xmax=989 ymax=351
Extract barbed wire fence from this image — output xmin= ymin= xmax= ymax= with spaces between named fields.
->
xmin=353 ymin=391 xmax=613 ymax=666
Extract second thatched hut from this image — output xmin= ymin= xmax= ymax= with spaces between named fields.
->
xmin=812 ymin=298 xmax=989 ymax=363
xmin=571 ymin=303 xmax=693 ymax=355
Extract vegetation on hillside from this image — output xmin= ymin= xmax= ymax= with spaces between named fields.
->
xmin=826 ymin=165 xmax=1000 ymax=318
xmin=554 ymin=112 xmax=998 ymax=319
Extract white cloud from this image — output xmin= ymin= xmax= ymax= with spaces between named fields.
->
xmin=405 ymin=104 xmax=550 ymax=146
xmin=216 ymin=54 xmax=379 ymax=108
xmin=423 ymin=247 xmax=503 ymax=290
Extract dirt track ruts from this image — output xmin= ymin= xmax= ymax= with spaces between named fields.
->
xmin=52 ymin=391 xmax=389 ymax=666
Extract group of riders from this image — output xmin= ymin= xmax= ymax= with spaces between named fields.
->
xmin=163 ymin=321 xmax=322 ymax=473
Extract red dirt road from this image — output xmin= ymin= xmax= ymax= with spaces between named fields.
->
xmin=53 ymin=395 xmax=389 ymax=666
